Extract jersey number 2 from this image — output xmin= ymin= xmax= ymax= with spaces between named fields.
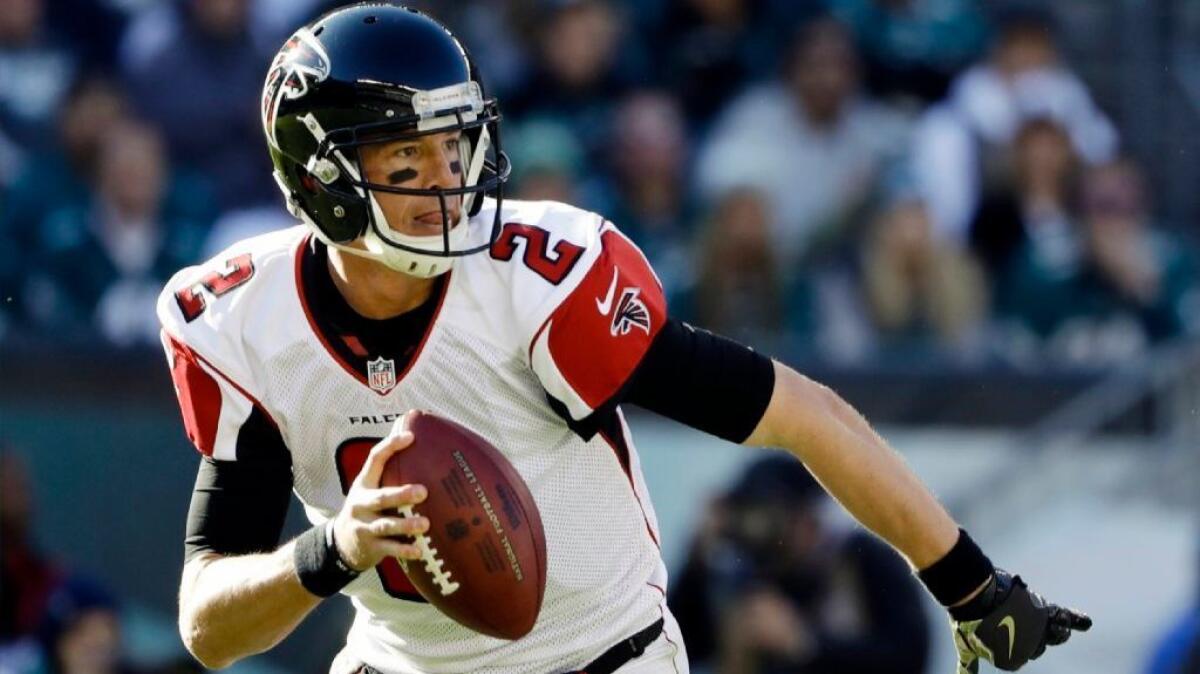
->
xmin=174 ymin=254 xmax=255 ymax=322
xmin=490 ymin=223 xmax=584 ymax=284
xmin=334 ymin=438 xmax=425 ymax=602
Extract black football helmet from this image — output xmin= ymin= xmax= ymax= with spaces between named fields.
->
xmin=262 ymin=3 xmax=510 ymax=277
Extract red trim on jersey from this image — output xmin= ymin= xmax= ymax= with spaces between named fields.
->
xmin=292 ymin=235 xmax=451 ymax=397
xmin=656 ymin=603 xmax=682 ymax=673
xmin=162 ymin=330 xmax=279 ymax=432
xmin=597 ymin=424 xmax=660 ymax=549
xmin=164 ymin=333 xmax=222 ymax=456
xmin=532 ymin=229 xmax=665 ymax=411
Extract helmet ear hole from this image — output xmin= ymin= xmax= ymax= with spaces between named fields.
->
xmin=299 ymin=171 xmax=319 ymax=194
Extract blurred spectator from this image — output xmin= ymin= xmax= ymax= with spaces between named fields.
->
xmin=969 ymin=117 xmax=1080 ymax=281
xmin=689 ymin=188 xmax=783 ymax=346
xmin=506 ymin=117 xmax=586 ymax=205
xmin=669 ymin=454 xmax=929 ymax=673
xmin=0 ymin=451 xmax=60 ymax=644
xmin=0 ymin=127 xmax=20 ymax=188
xmin=199 ymin=205 xmax=294 ymax=261
xmin=401 ymin=0 xmax=534 ymax=101
xmin=121 ymin=0 xmax=273 ymax=210
xmin=1146 ymin=605 xmax=1200 ymax=674
xmin=33 ymin=577 xmax=128 ymax=674
xmin=998 ymin=159 xmax=1199 ymax=363
xmin=696 ymin=16 xmax=910 ymax=269
xmin=861 ymin=197 xmax=986 ymax=355
xmin=647 ymin=0 xmax=779 ymax=126
xmin=2 ymin=76 xmax=129 ymax=248
xmin=828 ymin=0 xmax=988 ymax=102
xmin=24 ymin=121 xmax=212 ymax=346
xmin=0 ymin=453 xmax=194 ymax=673
xmin=0 ymin=0 xmax=78 ymax=153
xmin=1145 ymin=539 xmax=1200 ymax=673
xmin=506 ymin=0 xmax=643 ymax=162
xmin=0 ymin=75 xmax=129 ymax=337
xmin=249 ymin=0 xmax=329 ymax=52
xmin=593 ymin=91 xmax=696 ymax=296
xmin=44 ymin=0 xmax=128 ymax=70
xmin=911 ymin=6 xmax=1118 ymax=244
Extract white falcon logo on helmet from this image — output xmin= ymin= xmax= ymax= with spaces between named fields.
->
xmin=262 ymin=28 xmax=331 ymax=149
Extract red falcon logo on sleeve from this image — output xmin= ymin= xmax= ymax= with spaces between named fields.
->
xmin=610 ymin=288 xmax=651 ymax=336
xmin=594 ymin=268 xmax=652 ymax=337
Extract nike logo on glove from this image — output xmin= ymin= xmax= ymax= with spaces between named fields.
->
xmin=999 ymin=615 xmax=1016 ymax=660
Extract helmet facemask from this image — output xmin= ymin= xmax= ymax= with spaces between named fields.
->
xmin=282 ymin=81 xmax=510 ymax=278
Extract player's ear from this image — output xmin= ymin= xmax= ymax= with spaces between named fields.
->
xmin=297 ymin=167 xmax=320 ymax=194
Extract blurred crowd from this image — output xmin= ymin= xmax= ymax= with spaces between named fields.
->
xmin=1 ymin=0 xmax=1198 ymax=367
xmin=0 ymin=450 xmax=201 ymax=674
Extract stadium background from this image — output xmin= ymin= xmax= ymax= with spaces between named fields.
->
xmin=1 ymin=0 xmax=1199 ymax=672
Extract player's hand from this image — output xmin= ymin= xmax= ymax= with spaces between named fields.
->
xmin=331 ymin=416 xmax=430 ymax=571
xmin=952 ymin=570 xmax=1091 ymax=673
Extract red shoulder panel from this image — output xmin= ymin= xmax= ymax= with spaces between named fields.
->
xmin=540 ymin=230 xmax=665 ymax=410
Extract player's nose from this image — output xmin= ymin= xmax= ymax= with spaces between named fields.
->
xmin=423 ymin=149 xmax=461 ymax=191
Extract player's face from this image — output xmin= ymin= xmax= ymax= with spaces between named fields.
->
xmin=359 ymin=130 xmax=464 ymax=238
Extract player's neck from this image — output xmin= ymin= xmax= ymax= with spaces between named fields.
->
xmin=326 ymin=247 xmax=437 ymax=319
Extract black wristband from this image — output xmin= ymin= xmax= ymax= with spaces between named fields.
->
xmin=948 ymin=570 xmax=1007 ymax=621
xmin=917 ymin=528 xmax=996 ymax=607
xmin=294 ymin=522 xmax=361 ymax=598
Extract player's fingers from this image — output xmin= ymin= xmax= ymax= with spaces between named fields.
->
xmin=356 ymin=428 xmax=416 ymax=489
xmin=357 ymin=485 xmax=428 ymax=514
xmin=1049 ymin=606 xmax=1092 ymax=632
xmin=1064 ymin=609 xmax=1092 ymax=632
xmin=953 ymin=630 xmax=977 ymax=674
xmin=1045 ymin=621 xmax=1072 ymax=647
xmin=379 ymin=539 xmax=422 ymax=561
xmin=368 ymin=515 xmax=430 ymax=538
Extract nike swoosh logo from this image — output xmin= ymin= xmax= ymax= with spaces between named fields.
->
xmin=595 ymin=267 xmax=619 ymax=315
xmin=999 ymin=616 xmax=1016 ymax=660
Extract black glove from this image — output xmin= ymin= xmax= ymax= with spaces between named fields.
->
xmin=951 ymin=570 xmax=1091 ymax=673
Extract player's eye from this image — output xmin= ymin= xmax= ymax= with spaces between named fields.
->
xmin=395 ymin=145 xmax=419 ymax=159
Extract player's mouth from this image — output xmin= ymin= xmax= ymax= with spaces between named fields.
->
xmin=409 ymin=208 xmax=462 ymax=233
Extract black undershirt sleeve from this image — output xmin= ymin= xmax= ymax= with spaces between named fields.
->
xmin=184 ymin=406 xmax=293 ymax=564
xmin=622 ymin=318 xmax=776 ymax=443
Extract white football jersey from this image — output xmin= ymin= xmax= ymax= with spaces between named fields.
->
xmin=157 ymin=199 xmax=682 ymax=674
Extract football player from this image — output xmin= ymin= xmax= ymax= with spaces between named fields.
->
xmin=158 ymin=5 xmax=1089 ymax=674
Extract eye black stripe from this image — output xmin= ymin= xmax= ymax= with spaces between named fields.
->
xmin=387 ymin=168 xmax=418 ymax=184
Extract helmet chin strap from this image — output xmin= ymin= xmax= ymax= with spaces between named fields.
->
xmin=359 ymin=199 xmax=461 ymax=278
xmin=277 ymin=172 xmax=455 ymax=278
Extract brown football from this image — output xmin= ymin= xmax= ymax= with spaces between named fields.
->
xmin=380 ymin=411 xmax=547 ymax=640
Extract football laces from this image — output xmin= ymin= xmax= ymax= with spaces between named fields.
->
xmin=396 ymin=504 xmax=461 ymax=596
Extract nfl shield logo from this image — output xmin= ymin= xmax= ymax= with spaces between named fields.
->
xmin=367 ymin=356 xmax=397 ymax=394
